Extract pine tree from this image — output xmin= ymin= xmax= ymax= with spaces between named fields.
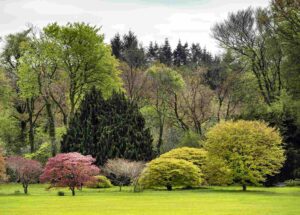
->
xmin=61 ymin=87 xmax=153 ymax=166
xmin=147 ymin=42 xmax=159 ymax=63
xmin=159 ymin=38 xmax=172 ymax=66
xmin=111 ymin=33 xmax=123 ymax=59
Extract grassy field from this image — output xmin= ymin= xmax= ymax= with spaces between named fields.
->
xmin=0 ymin=184 xmax=300 ymax=215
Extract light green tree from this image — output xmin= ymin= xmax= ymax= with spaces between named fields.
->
xmin=43 ymin=23 xmax=122 ymax=120
xmin=204 ymin=120 xmax=285 ymax=191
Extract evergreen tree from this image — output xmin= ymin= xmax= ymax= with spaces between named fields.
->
xmin=159 ymin=38 xmax=172 ymax=66
xmin=147 ymin=41 xmax=159 ymax=63
xmin=173 ymin=41 xmax=189 ymax=66
xmin=190 ymin=43 xmax=202 ymax=65
xmin=111 ymin=33 xmax=123 ymax=59
xmin=61 ymin=87 xmax=153 ymax=166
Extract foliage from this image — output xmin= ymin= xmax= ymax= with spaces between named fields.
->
xmin=61 ymin=88 xmax=153 ymax=166
xmin=103 ymin=158 xmax=145 ymax=191
xmin=178 ymin=131 xmax=202 ymax=148
xmin=40 ymin=152 xmax=99 ymax=196
xmin=159 ymin=147 xmax=207 ymax=170
xmin=86 ymin=175 xmax=113 ymax=189
xmin=25 ymin=142 xmax=51 ymax=165
xmin=44 ymin=22 xmax=122 ymax=118
xmin=139 ymin=157 xmax=202 ymax=190
xmin=204 ymin=120 xmax=285 ymax=190
xmin=6 ymin=156 xmax=43 ymax=194
xmin=202 ymin=155 xmax=233 ymax=185
xmin=146 ymin=64 xmax=185 ymax=154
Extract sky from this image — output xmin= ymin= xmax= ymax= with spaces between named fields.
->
xmin=0 ymin=0 xmax=270 ymax=54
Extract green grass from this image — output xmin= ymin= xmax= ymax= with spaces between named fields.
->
xmin=0 ymin=184 xmax=300 ymax=215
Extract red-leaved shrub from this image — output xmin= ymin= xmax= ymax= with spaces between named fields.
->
xmin=40 ymin=152 xmax=99 ymax=196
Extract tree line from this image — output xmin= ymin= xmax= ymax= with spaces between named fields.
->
xmin=0 ymin=0 xmax=299 ymax=184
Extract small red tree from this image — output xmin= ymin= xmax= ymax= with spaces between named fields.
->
xmin=40 ymin=152 xmax=100 ymax=196
xmin=0 ymin=148 xmax=6 ymax=181
xmin=6 ymin=156 xmax=43 ymax=194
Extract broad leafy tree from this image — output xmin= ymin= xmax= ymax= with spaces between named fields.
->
xmin=204 ymin=120 xmax=285 ymax=191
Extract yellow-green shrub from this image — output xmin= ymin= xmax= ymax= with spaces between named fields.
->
xmin=139 ymin=158 xmax=202 ymax=190
xmin=86 ymin=175 xmax=112 ymax=188
xmin=160 ymin=147 xmax=207 ymax=169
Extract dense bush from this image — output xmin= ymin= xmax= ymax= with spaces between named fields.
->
xmin=86 ymin=175 xmax=112 ymax=188
xmin=160 ymin=147 xmax=207 ymax=169
xmin=57 ymin=191 xmax=65 ymax=196
xmin=204 ymin=120 xmax=285 ymax=191
xmin=40 ymin=152 xmax=99 ymax=196
xmin=139 ymin=158 xmax=202 ymax=190
xmin=6 ymin=156 xmax=43 ymax=194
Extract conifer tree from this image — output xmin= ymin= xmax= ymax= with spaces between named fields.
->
xmin=159 ymin=38 xmax=172 ymax=66
xmin=61 ymin=87 xmax=153 ymax=165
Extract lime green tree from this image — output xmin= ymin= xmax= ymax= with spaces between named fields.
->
xmin=205 ymin=120 xmax=285 ymax=191
xmin=43 ymin=23 xmax=122 ymax=120
xmin=18 ymin=34 xmax=61 ymax=156
xmin=139 ymin=157 xmax=202 ymax=190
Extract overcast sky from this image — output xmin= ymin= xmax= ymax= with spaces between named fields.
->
xmin=0 ymin=0 xmax=270 ymax=54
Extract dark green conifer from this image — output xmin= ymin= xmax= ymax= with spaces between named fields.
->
xmin=61 ymin=87 xmax=153 ymax=165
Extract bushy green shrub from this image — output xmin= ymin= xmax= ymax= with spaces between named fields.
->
xmin=25 ymin=142 xmax=51 ymax=164
xmin=57 ymin=191 xmax=65 ymax=196
xmin=284 ymin=179 xmax=300 ymax=187
xmin=86 ymin=175 xmax=112 ymax=188
xmin=139 ymin=158 xmax=202 ymax=190
xmin=160 ymin=147 xmax=207 ymax=170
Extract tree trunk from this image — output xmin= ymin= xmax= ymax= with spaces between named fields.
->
xmin=119 ymin=185 xmax=122 ymax=192
xmin=23 ymin=184 xmax=28 ymax=194
xmin=45 ymin=102 xmax=56 ymax=156
xmin=71 ymin=187 xmax=75 ymax=196
xmin=19 ymin=120 xmax=27 ymax=153
xmin=157 ymin=124 xmax=163 ymax=155
xmin=242 ymin=184 xmax=247 ymax=191
xmin=27 ymin=98 xmax=35 ymax=153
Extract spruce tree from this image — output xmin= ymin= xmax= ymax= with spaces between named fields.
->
xmin=61 ymin=88 xmax=153 ymax=165
xmin=159 ymin=38 xmax=172 ymax=66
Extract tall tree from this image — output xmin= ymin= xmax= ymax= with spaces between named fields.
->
xmin=18 ymin=34 xmax=61 ymax=156
xmin=61 ymin=88 xmax=153 ymax=165
xmin=159 ymin=39 xmax=173 ymax=66
xmin=212 ymin=8 xmax=283 ymax=105
xmin=0 ymin=29 xmax=33 ymax=152
xmin=44 ymin=23 xmax=121 ymax=120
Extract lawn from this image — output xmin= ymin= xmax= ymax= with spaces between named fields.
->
xmin=0 ymin=184 xmax=299 ymax=215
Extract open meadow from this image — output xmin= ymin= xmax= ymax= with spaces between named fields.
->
xmin=0 ymin=184 xmax=300 ymax=215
